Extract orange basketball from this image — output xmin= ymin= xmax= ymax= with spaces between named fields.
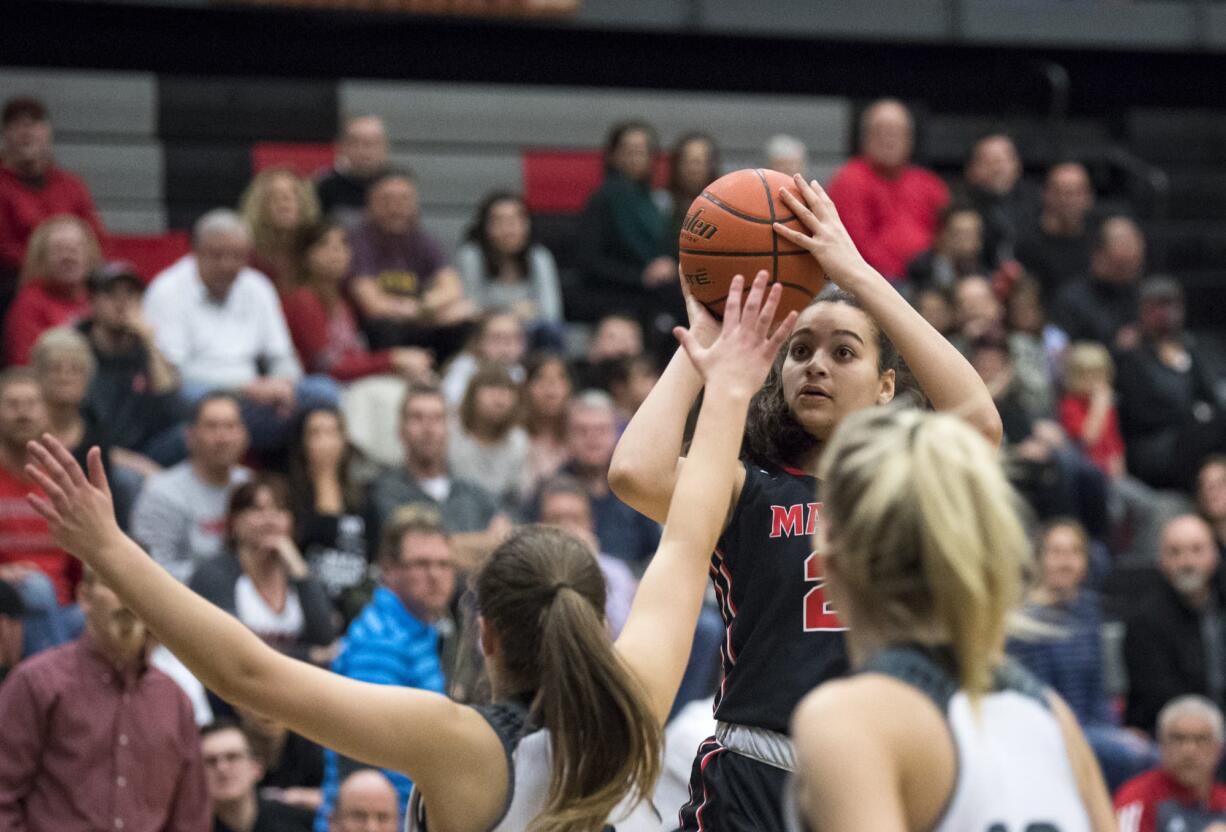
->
xmin=678 ymin=168 xmax=825 ymax=320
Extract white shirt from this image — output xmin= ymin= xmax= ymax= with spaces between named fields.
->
xmin=144 ymin=254 xmax=302 ymax=389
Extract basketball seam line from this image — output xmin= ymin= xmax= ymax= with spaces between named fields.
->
xmin=755 ymin=168 xmax=779 ymax=283
xmin=678 ymin=248 xmax=809 ymax=257
xmin=698 ymin=190 xmax=797 ymax=226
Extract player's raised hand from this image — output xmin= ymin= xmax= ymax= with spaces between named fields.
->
xmin=24 ymin=437 xmax=122 ymax=560
xmin=773 ymin=174 xmax=874 ymax=288
xmin=674 ymin=271 xmax=796 ymax=400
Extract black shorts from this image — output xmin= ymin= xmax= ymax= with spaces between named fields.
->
xmin=677 ymin=736 xmax=789 ymax=831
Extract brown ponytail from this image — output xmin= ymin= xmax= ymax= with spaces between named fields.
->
xmin=476 ymin=526 xmax=662 ymax=832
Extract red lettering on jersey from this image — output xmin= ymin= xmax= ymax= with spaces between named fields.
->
xmin=803 ymin=551 xmax=845 ymax=632
xmin=769 ymin=504 xmax=804 ymax=538
xmin=805 ymin=502 xmax=822 ymax=536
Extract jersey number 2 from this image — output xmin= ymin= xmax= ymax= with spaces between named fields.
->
xmin=803 ymin=552 xmax=846 ymax=632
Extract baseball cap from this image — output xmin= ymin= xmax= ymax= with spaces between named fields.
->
xmin=2 ymin=96 xmax=48 ymax=127
xmin=88 ymin=262 xmax=145 ymax=294
xmin=0 ymin=579 xmax=27 ymax=618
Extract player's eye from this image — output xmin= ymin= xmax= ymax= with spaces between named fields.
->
xmin=834 ymin=345 xmax=855 ymax=360
xmin=790 ymin=342 xmax=809 ymax=359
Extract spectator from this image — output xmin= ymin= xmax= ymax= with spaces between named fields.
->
xmin=1125 ymin=515 xmax=1224 ymax=735
xmin=0 ymin=578 xmax=28 ymax=684
xmin=537 ymin=476 xmax=637 ymax=636
xmin=765 ymin=133 xmax=808 ymax=179
xmin=78 ymin=262 xmax=183 ymax=469
xmin=447 ymin=363 xmax=529 ymax=514
xmin=665 ymin=132 xmax=721 ymax=258
xmin=202 ymin=720 xmax=314 ymax=832
xmin=4 ymin=214 xmax=101 ymax=366
xmin=366 ymin=383 xmax=506 ymax=570
xmin=130 ymin=393 xmax=251 ymax=583
xmin=912 ymin=285 xmax=955 ymax=337
xmin=1116 ymin=277 xmax=1226 ymax=492
xmin=318 ymin=507 xmax=452 ymax=831
xmin=554 ymin=390 xmax=661 ymax=569
xmin=574 ymin=120 xmax=680 ymax=328
xmin=951 ymin=274 xmax=1005 ymax=346
xmin=519 ymin=353 xmax=573 ymax=497
xmin=288 ymin=407 xmax=371 ymax=621
xmin=0 ymin=561 xmax=70 ymax=663
xmin=1061 ymin=342 xmax=1127 ymax=480
xmin=1199 ymin=457 xmax=1226 ymax=560
xmin=439 ymin=309 xmax=526 ymax=407
xmin=605 ymin=354 xmax=660 ymax=425
xmin=233 ymin=705 xmax=324 ymax=813
xmin=0 ymin=368 xmax=78 ymax=605
xmin=189 ymin=476 xmax=337 ymax=661
xmin=30 ymin=327 xmax=140 ymax=526
xmin=958 ymin=132 xmax=1037 ymax=266
xmin=328 ymin=770 xmax=398 ymax=832
xmin=315 ymin=115 xmax=391 ymax=226
xmin=905 ymin=203 xmax=989 ymax=293
xmin=827 ymin=98 xmax=950 ymax=280
xmin=1005 ymin=273 xmax=1069 ymax=394
xmin=147 ymin=209 xmax=340 ymax=452
xmin=570 ymin=312 xmax=645 ymax=392
xmin=1015 ymin=162 xmax=1096 ymax=298
xmin=282 ymin=220 xmax=432 ymax=383
xmin=1008 ymin=519 xmax=1157 ymax=790
xmin=240 ymin=168 xmax=321 ymax=294
xmin=0 ymin=97 xmax=105 ymax=318
xmin=970 ymin=337 xmax=1108 ymax=536
xmin=0 ymin=568 xmax=209 ymax=832
xmin=348 ymin=169 xmax=475 ymax=356
xmin=455 ymin=191 xmax=563 ymax=346
xmin=1115 ymin=696 xmax=1226 ymax=832
xmin=1053 ymin=216 xmax=1146 ymax=349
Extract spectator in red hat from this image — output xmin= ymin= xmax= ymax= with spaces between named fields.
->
xmin=3 ymin=214 xmax=101 ymax=366
xmin=0 ymin=97 xmax=106 ymax=326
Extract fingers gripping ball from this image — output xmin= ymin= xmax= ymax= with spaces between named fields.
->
xmin=678 ymin=168 xmax=826 ymax=321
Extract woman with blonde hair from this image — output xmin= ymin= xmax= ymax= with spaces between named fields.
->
xmin=238 ymin=167 xmax=321 ymax=293
xmin=4 ymin=214 xmax=101 ymax=365
xmin=22 ymin=273 xmax=795 ymax=831
xmin=789 ymin=407 xmax=1115 ymax=831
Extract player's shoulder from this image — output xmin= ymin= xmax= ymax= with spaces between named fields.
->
xmin=794 ymin=673 xmax=930 ymax=732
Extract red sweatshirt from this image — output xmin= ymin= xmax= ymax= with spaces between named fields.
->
xmin=0 ymin=461 xmax=80 ymax=605
xmin=1115 ymin=769 xmax=1226 ymax=832
xmin=3 ymin=280 xmax=91 ymax=365
xmin=281 ymin=286 xmax=395 ymax=381
xmin=826 ymin=157 xmax=949 ymax=280
xmin=0 ymin=164 xmax=106 ymax=272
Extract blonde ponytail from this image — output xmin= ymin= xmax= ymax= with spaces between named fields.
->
xmin=818 ymin=407 xmax=1030 ymax=698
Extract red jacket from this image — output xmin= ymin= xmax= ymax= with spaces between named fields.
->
xmin=1115 ymin=769 xmax=1226 ymax=832
xmin=1060 ymin=393 xmax=1126 ymax=475
xmin=3 ymin=280 xmax=91 ymax=366
xmin=826 ymin=157 xmax=949 ymax=280
xmin=0 ymin=164 xmax=105 ymax=272
xmin=281 ymin=286 xmax=395 ymax=381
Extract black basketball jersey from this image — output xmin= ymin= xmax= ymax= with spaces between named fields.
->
xmin=710 ymin=461 xmax=849 ymax=733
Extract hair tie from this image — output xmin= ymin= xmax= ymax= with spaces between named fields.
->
xmin=550 ymin=582 xmax=574 ymax=599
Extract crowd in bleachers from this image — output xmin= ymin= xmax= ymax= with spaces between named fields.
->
xmin=1 ymin=87 xmax=1226 ymax=832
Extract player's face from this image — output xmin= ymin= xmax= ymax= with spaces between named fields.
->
xmin=781 ymin=303 xmax=894 ymax=441
xmin=1161 ymin=713 xmax=1223 ymax=792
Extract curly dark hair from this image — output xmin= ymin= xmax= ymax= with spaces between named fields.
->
xmin=740 ymin=284 xmax=920 ymax=470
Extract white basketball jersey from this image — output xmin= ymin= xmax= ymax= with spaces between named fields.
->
xmin=785 ymin=646 xmax=1092 ymax=832
xmin=405 ymin=699 xmax=661 ymax=832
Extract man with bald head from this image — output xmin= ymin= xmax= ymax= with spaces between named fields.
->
xmin=826 ymin=98 xmax=950 ymax=280
xmin=329 ymin=770 xmax=398 ymax=832
xmin=1125 ymin=515 xmax=1226 ymax=735
xmin=1016 ymin=161 xmax=1097 ymax=295
xmin=316 ymin=115 xmax=391 ymax=225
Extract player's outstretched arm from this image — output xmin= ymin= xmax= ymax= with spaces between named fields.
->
xmin=23 ymin=441 xmax=504 ymax=817
xmin=773 ymin=175 xmax=1003 ymax=446
xmin=608 ymin=269 xmax=736 ymax=524
xmin=616 ymin=273 xmax=796 ymax=723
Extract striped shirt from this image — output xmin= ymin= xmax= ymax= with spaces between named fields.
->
xmin=314 ymin=586 xmax=444 ymax=831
